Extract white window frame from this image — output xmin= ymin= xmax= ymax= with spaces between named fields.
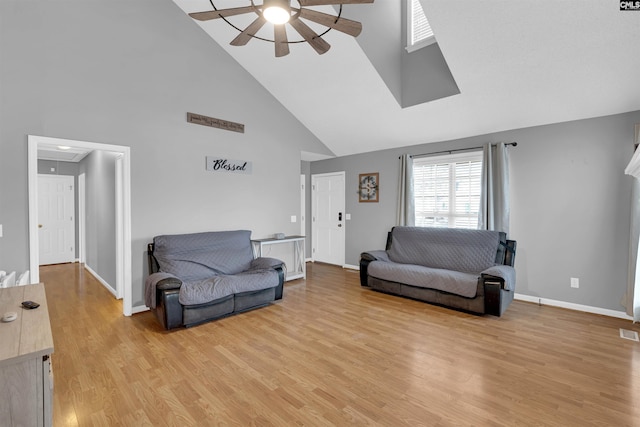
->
xmin=413 ymin=151 xmax=483 ymax=229
xmin=406 ymin=0 xmax=436 ymax=53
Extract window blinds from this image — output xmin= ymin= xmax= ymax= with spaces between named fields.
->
xmin=411 ymin=0 xmax=434 ymax=45
xmin=413 ymin=152 xmax=482 ymax=229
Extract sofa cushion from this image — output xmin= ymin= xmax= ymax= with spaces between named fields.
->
xmin=179 ymin=269 xmax=280 ymax=305
xmin=368 ymin=260 xmax=480 ymax=298
xmin=154 ymin=230 xmax=254 ymax=281
xmin=388 ymin=227 xmax=500 ymax=274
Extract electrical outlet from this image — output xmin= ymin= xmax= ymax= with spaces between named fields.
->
xmin=570 ymin=277 xmax=579 ymax=288
xmin=0 ymin=224 xmax=3 ymax=237
xmin=290 ymin=215 xmax=297 ymax=223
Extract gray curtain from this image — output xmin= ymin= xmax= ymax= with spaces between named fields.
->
xmin=478 ymin=142 xmax=510 ymax=234
xmin=624 ymin=146 xmax=640 ymax=322
xmin=396 ymin=154 xmax=415 ymax=226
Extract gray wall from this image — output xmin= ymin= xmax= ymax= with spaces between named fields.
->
xmin=352 ymin=0 xmax=459 ymax=108
xmin=311 ymin=111 xmax=640 ymax=312
xmin=79 ymin=151 xmax=117 ymax=291
xmin=0 ymin=0 xmax=332 ymax=307
xmin=37 ymin=160 xmax=80 ymax=258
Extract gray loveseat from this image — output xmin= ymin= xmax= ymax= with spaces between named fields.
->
xmin=360 ymin=226 xmax=516 ymax=316
xmin=145 ymin=230 xmax=285 ymax=330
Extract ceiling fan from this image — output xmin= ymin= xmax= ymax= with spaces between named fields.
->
xmin=189 ymin=0 xmax=374 ymax=57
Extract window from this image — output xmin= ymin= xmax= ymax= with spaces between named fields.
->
xmin=407 ymin=0 xmax=436 ymax=52
xmin=413 ymin=152 xmax=482 ymax=229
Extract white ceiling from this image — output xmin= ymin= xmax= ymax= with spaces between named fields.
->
xmin=173 ymin=0 xmax=640 ymax=158
xmin=38 ymin=144 xmax=91 ymax=162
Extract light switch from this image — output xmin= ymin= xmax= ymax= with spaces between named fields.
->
xmin=0 ymin=224 xmax=3 ymax=237
xmin=346 ymin=214 xmax=351 ymax=220
xmin=290 ymin=215 xmax=297 ymax=223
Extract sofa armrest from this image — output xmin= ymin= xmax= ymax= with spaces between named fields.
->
xmin=248 ymin=258 xmax=285 ymax=300
xmin=273 ymin=265 xmax=285 ymax=300
xmin=249 ymin=257 xmax=285 ymax=271
xmin=361 ymin=250 xmax=390 ymax=262
xmin=145 ymin=272 xmax=182 ymax=309
xmin=481 ymin=265 xmax=516 ymax=291
xmin=504 ymin=240 xmax=517 ymax=267
xmin=157 ymin=276 xmax=182 ymax=290
xmin=360 ymin=250 xmax=389 ymax=287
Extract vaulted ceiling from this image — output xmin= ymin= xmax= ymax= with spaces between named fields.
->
xmin=173 ymin=0 xmax=640 ymax=158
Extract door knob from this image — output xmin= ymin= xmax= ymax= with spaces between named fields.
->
xmin=38 ymin=224 xmax=43 ymax=228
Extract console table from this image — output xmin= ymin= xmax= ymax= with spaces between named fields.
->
xmin=0 ymin=283 xmax=54 ymax=427
xmin=251 ymin=235 xmax=306 ymax=281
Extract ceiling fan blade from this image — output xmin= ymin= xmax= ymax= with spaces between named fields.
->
xmin=289 ymin=18 xmax=331 ymax=55
xmin=189 ymin=6 xmax=257 ymax=21
xmin=274 ymin=24 xmax=290 ymax=57
xmin=230 ymin=16 xmax=267 ymax=46
xmin=298 ymin=8 xmax=362 ymax=37
xmin=299 ymin=0 xmax=374 ymax=5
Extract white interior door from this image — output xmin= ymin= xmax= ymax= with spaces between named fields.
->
xmin=38 ymin=174 xmax=75 ymax=265
xmin=312 ymin=172 xmax=345 ymax=265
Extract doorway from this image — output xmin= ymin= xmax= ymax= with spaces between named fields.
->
xmin=311 ymin=171 xmax=345 ymax=266
xmin=37 ymin=174 xmax=76 ymax=265
xmin=27 ymin=135 xmax=133 ymax=316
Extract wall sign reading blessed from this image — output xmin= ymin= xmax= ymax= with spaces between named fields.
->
xmin=187 ymin=112 xmax=245 ymax=133
xmin=206 ymin=156 xmax=252 ymax=175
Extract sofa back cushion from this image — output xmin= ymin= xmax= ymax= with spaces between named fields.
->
xmin=388 ymin=226 xmax=500 ymax=274
xmin=153 ymin=230 xmax=254 ymax=281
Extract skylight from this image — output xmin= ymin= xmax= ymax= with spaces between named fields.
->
xmin=407 ymin=0 xmax=436 ymax=52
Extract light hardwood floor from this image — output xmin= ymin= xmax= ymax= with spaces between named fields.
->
xmin=42 ymin=262 xmax=640 ymax=426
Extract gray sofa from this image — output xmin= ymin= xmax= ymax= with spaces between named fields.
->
xmin=360 ymin=226 xmax=516 ymax=316
xmin=145 ymin=230 xmax=285 ymax=330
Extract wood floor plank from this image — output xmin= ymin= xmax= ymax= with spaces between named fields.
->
xmin=41 ymin=262 xmax=640 ymax=426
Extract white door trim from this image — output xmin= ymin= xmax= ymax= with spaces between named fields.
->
xmin=115 ymin=155 xmax=124 ymax=299
xmin=28 ymin=135 xmax=133 ymax=316
xmin=78 ymin=173 xmax=86 ymax=264
xmin=311 ymin=171 xmax=346 ymax=266
xmin=300 ymin=174 xmax=306 ymax=237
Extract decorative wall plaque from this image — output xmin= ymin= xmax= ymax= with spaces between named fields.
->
xmin=187 ymin=112 xmax=245 ymax=133
xmin=206 ymin=156 xmax=252 ymax=174
xmin=359 ymin=172 xmax=379 ymax=203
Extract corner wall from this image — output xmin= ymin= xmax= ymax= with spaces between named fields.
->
xmin=311 ymin=111 xmax=640 ymax=312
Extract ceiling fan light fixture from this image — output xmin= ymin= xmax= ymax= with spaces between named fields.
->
xmin=189 ymin=0 xmax=374 ymax=57
xmin=263 ymin=0 xmax=291 ymax=25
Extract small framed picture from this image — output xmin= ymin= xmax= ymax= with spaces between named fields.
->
xmin=359 ymin=173 xmax=379 ymax=203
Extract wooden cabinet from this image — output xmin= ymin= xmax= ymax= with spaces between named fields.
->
xmin=0 ymin=283 xmax=54 ymax=427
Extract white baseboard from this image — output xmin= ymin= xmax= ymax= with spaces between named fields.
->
xmin=131 ymin=305 xmax=149 ymax=314
xmin=514 ymin=293 xmax=632 ymax=320
xmin=84 ymin=264 xmax=117 ymax=298
xmin=343 ymin=264 xmax=360 ymax=271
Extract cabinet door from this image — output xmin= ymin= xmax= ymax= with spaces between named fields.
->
xmin=0 ymin=358 xmax=39 ymax=427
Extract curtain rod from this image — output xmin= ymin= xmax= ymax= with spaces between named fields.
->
xmin=406 ymin=142 xmax=517 ymax=159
